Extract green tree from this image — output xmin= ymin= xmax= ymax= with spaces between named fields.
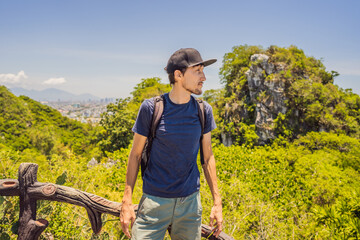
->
xmin=28 ymin=127 xmax=56 ymax=156
xmin=97 ymin=77 xmax=171 ymax=153
xmin=97 ymin=98 xmax=135 ymax=153
xmin=129 ymin=77 xmax=171 ymax=111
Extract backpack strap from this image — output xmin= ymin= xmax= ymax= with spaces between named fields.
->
xmin=196 ymin=98 xmax=205 ymax=165
xmin=151 ymin=95 xmax=164 ymax=139
xmin=140 ymin=95 xmax=164 ymax=178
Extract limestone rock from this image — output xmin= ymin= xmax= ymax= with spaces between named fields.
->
xmin=221 ymin=132 xmax=233 ymax=147
xmin=87 ymin=158 xmax=118 ymax=169
xmin=246 ymin=54 xmax=288 ymax=144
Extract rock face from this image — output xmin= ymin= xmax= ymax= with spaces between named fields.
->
xmin=221 ymin=132 xmax=233 ymax=147
xmin=245 ymin=54 xmax=287 ymax=144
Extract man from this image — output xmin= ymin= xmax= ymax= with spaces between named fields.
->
xmin=120 ymin=48 xmax=223 ymax=239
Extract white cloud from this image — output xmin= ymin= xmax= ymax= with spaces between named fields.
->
xmin=0 ymin=70 xmax=28 ymax=83
xmin=43 ymin=77 xmax=66 ymax=85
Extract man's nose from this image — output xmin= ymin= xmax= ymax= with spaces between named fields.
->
xmin=201 ymin=72 xmax=206 ymax=81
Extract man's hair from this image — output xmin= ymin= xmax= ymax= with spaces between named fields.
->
xmin=168 ymin=67 xmax=187 ymax=85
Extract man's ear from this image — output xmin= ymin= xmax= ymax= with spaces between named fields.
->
xmin=174 ymin=70 xmax=183 ymax=82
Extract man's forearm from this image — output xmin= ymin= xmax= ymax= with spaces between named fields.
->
xmin=122 ymin=151 xmax=141 ymax=204
xmin=202 ymin=154 xmax=221 ymax=205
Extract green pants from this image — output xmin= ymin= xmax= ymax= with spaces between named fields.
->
xmin=131 ymin=191 xmax=202 ymax=240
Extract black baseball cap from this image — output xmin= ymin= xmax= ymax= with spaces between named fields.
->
xmin=165 ymin=48 xmax=217 ymax=74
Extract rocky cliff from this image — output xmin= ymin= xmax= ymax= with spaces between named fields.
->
xmin=245 ymin=54 xmax=287 ymax=144
xmin=214 ymin=45 xmax=360 ymax=146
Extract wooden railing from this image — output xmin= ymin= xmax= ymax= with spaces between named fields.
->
xmin=0 ymin=163 xmax=234 ymax=240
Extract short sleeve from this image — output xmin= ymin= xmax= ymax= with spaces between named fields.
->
xmin=132 ymin=99 xmax=154 ymax=137
xmin=203 ymin=101 xmax=216 ymax=134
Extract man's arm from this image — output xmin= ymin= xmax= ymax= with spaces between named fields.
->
xmin=201 ymin=131 xmax=223 ymax=237
xmin=120 ymin=133 xmax=147 ymax=239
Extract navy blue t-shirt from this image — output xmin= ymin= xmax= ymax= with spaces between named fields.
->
xmin=132 ymin=93 xmax=216 ymax=198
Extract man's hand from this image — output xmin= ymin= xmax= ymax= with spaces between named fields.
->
xmin=120 ymin=202 xmax=136 ymax=238
xmin=209 ymin=203 xmax=223 ymax=237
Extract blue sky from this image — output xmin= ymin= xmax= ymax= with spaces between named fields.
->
xmin=0 ymin=0 xmax=359 ymax=98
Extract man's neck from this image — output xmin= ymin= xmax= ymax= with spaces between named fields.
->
xmin=169 ymin=87 xmax=191 ymax=104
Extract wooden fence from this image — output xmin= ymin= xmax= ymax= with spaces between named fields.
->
xmin=0 ymin=163 xmax=234 ymax=240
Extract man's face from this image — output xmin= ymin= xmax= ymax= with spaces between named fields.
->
xmin=181 ymin=65 xmax=206 ymax=95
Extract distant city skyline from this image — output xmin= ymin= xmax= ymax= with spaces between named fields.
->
xmin=1 ymin=0 xmax=359 ymax=98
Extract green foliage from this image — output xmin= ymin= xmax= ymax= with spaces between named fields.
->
xmin=28 ymin=127 xmax=56 ymax=156
xmin=0 ymin=86 xmax=32 ymax=150
xmin=97 ymin=98 xmax=135 ymax=153
xmin=287 ymin=80 xmax=360 ymax=138
xmin=222 ymin=122 xmax=258 ymax=147
xmin=97 ymin=77 xmax=171 ymax=154
xmin=295 ymin=132 xmax=360 ymax=172
xmin=203 ymin=88 xmax=224 ymax=105
xmin=201 ymin=132 xmax=360 ymax=239
xmin=313 ymin=197 xmax=360 ymax=239
xmin=295 ymin=132 xmax=360 ymax=152
xmin=220 ymin=45 xmax=264 ymax=89
xmin=275 ymin=45 xmax=360 ymax=138
xmin=130 ymin=77 xmax=171 ymax=108
xmin=55 ymin=171 xmax=67 ymax=185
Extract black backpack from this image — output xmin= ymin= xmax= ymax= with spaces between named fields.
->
xmin=140 ymin=95 xmax=206 ymax=178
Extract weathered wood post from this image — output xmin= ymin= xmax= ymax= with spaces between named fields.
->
xmin=0 ymin=163 xmax=234 ymax=240
xmin=18 ymin=163 xmax=49 ymax=239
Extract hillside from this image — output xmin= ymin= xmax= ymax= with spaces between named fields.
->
xmin=0 ymin=86 xmax=97 ymax=156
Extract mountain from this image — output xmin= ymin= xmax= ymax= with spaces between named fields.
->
xmin=9 ymin=87 xmax=100 ymax=102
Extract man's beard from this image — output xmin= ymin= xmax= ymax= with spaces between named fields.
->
xmin=191 ymin=88 xmax=202 ymax=95
xmin=184 ymin=83 xmax=203 ymax=95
